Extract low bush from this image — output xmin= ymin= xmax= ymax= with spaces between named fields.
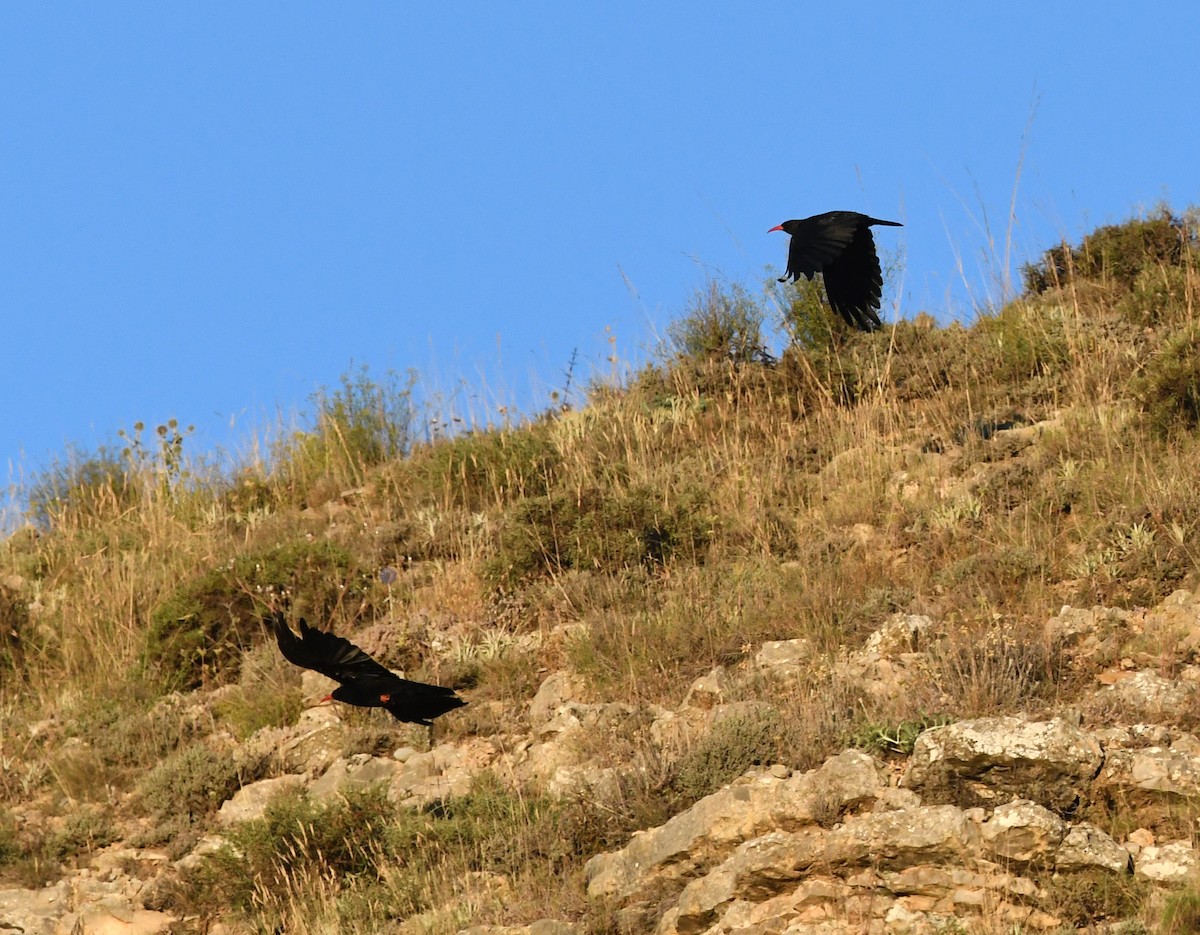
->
xmin=1137 ymin=325 xmax=1200 ymax=437
xmin=145 ymin=538 xmax=369 ymax=688
xmin=486 ymin=483 xmax=713 ymax=586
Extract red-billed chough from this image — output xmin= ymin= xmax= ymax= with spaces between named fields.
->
xmin=271 ymin=614 xmax=465 ymax=726
xmin=769 ymin=211 xmax=902 ymax=332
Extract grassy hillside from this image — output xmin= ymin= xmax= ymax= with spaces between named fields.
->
xmin=1 ymin=207 xmax=1199 ymax=931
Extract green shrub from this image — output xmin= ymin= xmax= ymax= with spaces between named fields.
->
xmin=978 ymin=301 xmax=1070 ymax=383
xmin=666 ymin=707 xmax=803 ymax=808
xmin=0 ymin=808 xmax=58 ymax=888
xmin=1161 ymin=887 xmax=1200 ymax=935
xmin=1137 ymin=325 xmax=1200 ymax=436
xmin=68 ymin=690 xmax=197 ymax=776
xmin=26 ymin=445 xmax=139 ymax=531
xmin=139 ymin=741 xmax=244 ymax=824
xmin=1022 ymin=208 xmax=1196 ymax=294
xmin=667 ymin=281 xmax=770 ymax=364
xmin=145 ymin=539 xmax=368 ymax=689
xmin=275 ymin=366 xmax=416 ymax=499
xmin=412 ymin=424 xmax=561 ymax=512
xmin=0 ymin=584 xmax=31 ymax=674
xmin=177 ymin=777 xmax=579 ymax=926
xmin=25 ymin=421 xmax=200 ymax=530
xmin=779 ymin=276 xmax=847 ymax=351
xmin=47 ymin=805 xmax=116 ymax=861
xmin=0 ymin=809 xmax=19 ymax=866
xmin=486 ymin=483 xmax=714 ymax=586
xmin=778 ymin=237 xmax=902 ymax=351
xmin=1119 ymin=262 xmax=1196 ymax=325
xmin=213 ymin=684 xmax=304 ymax=740
xmin=1041 ymin=870 xmax=1147 ymax=927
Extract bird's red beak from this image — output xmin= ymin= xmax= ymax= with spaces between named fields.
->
xmin=768 ymin=224 xmax=784 ymax=233
xmin=318 ymin=693 xmax=334 ymax=705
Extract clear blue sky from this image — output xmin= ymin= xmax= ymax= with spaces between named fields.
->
xmin=2 ymin=3 xmax=1197 ymax=498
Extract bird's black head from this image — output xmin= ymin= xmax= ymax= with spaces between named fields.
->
xmin=768 ymin=220 xmax=799 ymax=235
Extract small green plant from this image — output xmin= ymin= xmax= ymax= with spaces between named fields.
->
xmin=118 ymin=419 xmax=195 ymax=501
xmin=852 ymin=714 xmax=951 ymax=756
xmin=979 ymin=301 xmax=1070 ymax=383
xmin=0 ymin=808 xmax=20 ymax=866
xmin=929 ymin=493 xmax=984 ymax=531
xmin=778 ymin=276 xmax=845 ymax=352
xmin=1160 ymin=887 xmax=1200 ymax=935
xmin=212 ymin=684 xmax=304 ymax=740
xmin=47 ymin=805 xmax=117 ymax=861
xmin=667 ymin=281 xmax=771 ymax=365
xmin=276 ymin=365 xmax=417 ymax=499
xmin=666 ymin=708 xmax=803 ymax=808
xmin=1040 ymin=869 xmax=1147 ymax=927
xmin=0 ymin=809 xmax=55 ymax=887
xmin=411 ymin=424 xmax=561 ymax=512
xmin=67 ymin=690 xmax=197 ymax=780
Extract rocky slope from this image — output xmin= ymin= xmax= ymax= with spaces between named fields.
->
xmin=4 ymin=589 xmax=1200 ymax=933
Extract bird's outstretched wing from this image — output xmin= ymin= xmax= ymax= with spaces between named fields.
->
xmin=270 ymin=613 xmax=396 ymax=686
xmin=822 ymin=225 xmax=884 ymax=331
xmin=782 ymin=212 xmax=863 ymax=281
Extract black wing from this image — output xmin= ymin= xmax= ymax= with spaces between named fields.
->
xmin=822 ymin=224 xmax=885 ymax=332
xmin=782 ymin=212 xmax=862 ymax=282
xmin=271 ymin=613 xmax=397 ymax=687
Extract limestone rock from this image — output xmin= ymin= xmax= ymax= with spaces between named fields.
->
xmin=1055 ymin=823 xmax=1132 ymax=874
xmin=1099 ymin=669 xmax=1197 ymax=718
xmin=863 ymin=614 xmax=931 ymax=657
xmin=459 ymin=921 xmax=578 ymax=935
xmin=217 ymin=774 xmax=305 ymax=826
xmin=0 ymin=882 xmax=68 ymax=935
xmin=528 ymin=671 xmax=587 ymax=730
xmin=670 ymin=805 xmax=980 ymax=934
xmin=585 ymin=750 xmax=886 ymax=901
xmin=390 ymin=737 xmax=504 ymax=807
xmin=1099 ymin=744 xmax=1200 ymax=799
xmin=979 ymin=799 xmax=1066 ymax=865
xmin=309 ymin=754 xmax=398 ymax=801
xmin=1135 ymin=840 xmax=1198 ymax=882
xmin=754 ymin=638 xmax=812 ymax=676
xmin=682 ymin=667 xmax=730 ymax=711
xmin=70 ymin=906 xmax=176 ymax=935
xmin=1045 ymin=604 xmax=1133 ymax=659
xmin=173 ymin=833 xmax=233 ymax=874
xmin=242 ymin=709 xmax=348 ymax=776
xmin=901 ymin=717 xmax=1103 ymax=809
xmin=839 ymin=615 xmax=933 ymax=703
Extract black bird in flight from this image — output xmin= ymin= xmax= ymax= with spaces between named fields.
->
xmin=271 ymin=614 xmax=466 ymax=726
xmin=769 ymin=211 xmax=902 ymax=332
